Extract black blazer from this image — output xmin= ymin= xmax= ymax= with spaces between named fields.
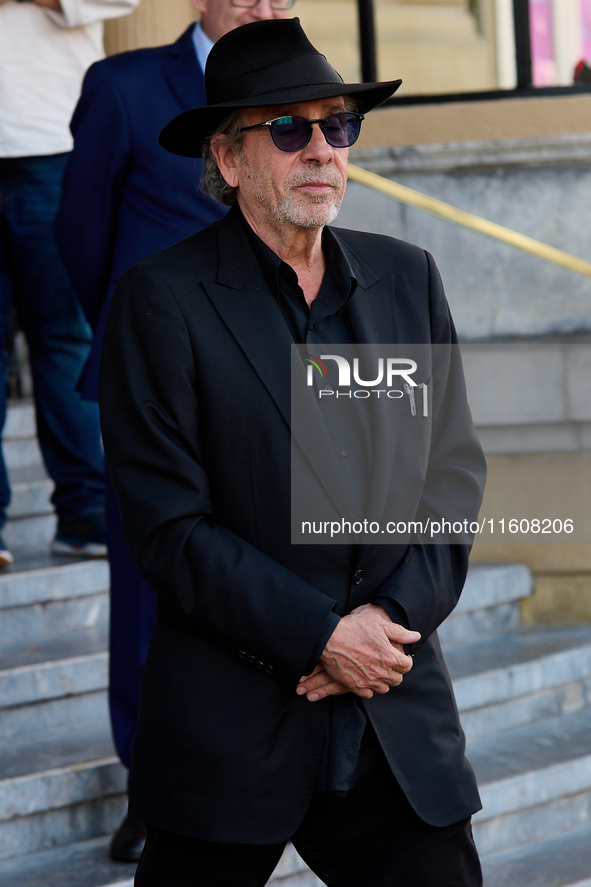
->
xmin=99 ymin=205 xmax=486 ymax=843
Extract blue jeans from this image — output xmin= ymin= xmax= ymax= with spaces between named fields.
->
xmin=0 ymin=153 xmax=105 ymax=528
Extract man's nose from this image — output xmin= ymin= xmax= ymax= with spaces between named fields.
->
xmin=300 ymin=122 xmax=335 ymax=163
xmin=250 ymin=0 xmax=277 ymax=19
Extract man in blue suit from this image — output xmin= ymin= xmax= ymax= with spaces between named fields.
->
xmin=54 ymin=0 xmax=296 ymax=862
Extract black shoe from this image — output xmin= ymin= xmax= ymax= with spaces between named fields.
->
xmin=109 ymin=814 xmax=147 ymax=863
xmin=51 ymin=511 xmax=107 ymax=558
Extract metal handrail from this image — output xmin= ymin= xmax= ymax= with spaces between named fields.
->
xmin=347 ymin=163 xmax=591 ymax=279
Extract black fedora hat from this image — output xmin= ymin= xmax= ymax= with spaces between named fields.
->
xmin=159 ymin=18 xmax=401 ymax=158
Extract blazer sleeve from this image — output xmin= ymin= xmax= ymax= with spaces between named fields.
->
xmin=54 ymin=60 xmax=131 ymax=327
xmin=99 ymin=264 xmax=339 ymax=686
xmin=374 ymin=251 xmax=487 ymax=642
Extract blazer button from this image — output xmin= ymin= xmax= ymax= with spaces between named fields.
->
xmin=248 ymin=654 xmax=256 ymax=664
xmin=256 ymin=660 xmax=264 ymax=669
xmin=353 ymin=570 xmax=364 ymax=585
xmin=238 ymin=650 xmax=246 ymax=659
xmin=265 ymin=665 xmax=274 ymax=674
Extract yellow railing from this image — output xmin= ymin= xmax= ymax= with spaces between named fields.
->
xmin=347 ymin=163 xmax=591 ymax=280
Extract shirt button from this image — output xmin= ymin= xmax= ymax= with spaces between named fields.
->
xmin=309 ymin=323 xmax=315 ymax=330
xmin=353 ymin=570 xmax=364 ymax=585
xmin=340 ymin=448 xmax=349 ymax=457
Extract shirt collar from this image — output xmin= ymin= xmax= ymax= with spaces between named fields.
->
xmin=237 ymin=205 xmax=357 ymax=314
xmin=191 ymin=20 xmax=214 ymax=74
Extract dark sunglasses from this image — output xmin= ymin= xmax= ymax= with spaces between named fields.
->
xmin=240 ymin=112 xmax=365 ymax=152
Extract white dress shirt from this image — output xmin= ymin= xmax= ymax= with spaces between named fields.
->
xmin=191 ymin=19 xmax=215 ymax=75
xmin=0 ymin=0 xmax=139 ymax=158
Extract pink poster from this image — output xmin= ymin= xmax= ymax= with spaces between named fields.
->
xmin=529 ymin=0 xmax=556 ymax=85
xmin=582 ymin=0 xmax=591 ymax=62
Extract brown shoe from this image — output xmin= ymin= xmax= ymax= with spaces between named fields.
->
xmin=109 ymin=814 xmax=147 ymax=863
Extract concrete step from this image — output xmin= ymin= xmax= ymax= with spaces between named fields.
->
xmin=0 ymin=836 xmax=136 ymax=887
xmin=440 ymin=564 xmax=533 ymax=646
xmin=0 ymin=551 xmax=109 ymax=610
xmin=2 ymin=436 xmax=43 ymax=473
xmin=0 ymin=625 xmax=108 ymax=710
xmin=0 ymin=724 xmax=126 ymax=861
xmin=0 ymin=690 xmax=108 ymax=745
xmin=0 ymin=591 xmax=108 ymax=646
xmin=481 ymin=820 xmax=591 ymax=887
xmin=0 ymin=836 xmax=324 ymax=887
xmin=3 ymin=402 xmax=35 ymax=442
xmin=7 ymin=465 xmax=53 ymax=520
xmin=469 ymin=707 xmax=591 ymax=857
xmin=448 ymin=625 xmax=591 ymax=739
xmin=3 ymin=513 xmax=56 ymax=549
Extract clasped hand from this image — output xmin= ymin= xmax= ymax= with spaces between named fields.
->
xmin=296 ymin=603 xmax=421 ymax=702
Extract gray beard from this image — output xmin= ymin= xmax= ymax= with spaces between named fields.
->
xmin=276 ymin=169 xmax=345 ymax=229
xmin=276 ymin=193 xmax=342 ymax=229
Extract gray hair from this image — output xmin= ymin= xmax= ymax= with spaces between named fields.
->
xmin=200 ymin=111 xmax=246 ymax=206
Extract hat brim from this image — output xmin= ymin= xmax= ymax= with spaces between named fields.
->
xmin=158 ymin=79 xmax=402 ymax=158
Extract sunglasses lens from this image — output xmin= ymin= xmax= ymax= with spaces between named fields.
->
xmin=270 ymin=117 xmax=311 ymax=152
xmin=324 ymin=113 xmax=361 ymax=148
xmin=267 ymin=114 xmax=363 ymax=152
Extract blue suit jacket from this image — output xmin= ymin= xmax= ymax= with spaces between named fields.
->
xmin=55 ymin=25 xmax=227 ymax=400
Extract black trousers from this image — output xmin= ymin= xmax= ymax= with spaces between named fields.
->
xmin=134 ymin=763 xmax=482 ymax=887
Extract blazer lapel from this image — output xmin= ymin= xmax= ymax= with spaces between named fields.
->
xmin=204 ymin=209 xmax=358 ymax=522
xmin=162 ymin=26 xmax=207 ymax=112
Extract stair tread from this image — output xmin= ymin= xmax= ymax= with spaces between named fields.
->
xmin=0 ymin=547 xmax=91 ymax=573
xmin=0 ymin=623 xmax=108 ymax=671
xmin=447 ymin=624 xmax=591 ymax=681
xmin=0 ymin=836 xmax=133 ymax=887
xmin=469 ymin=706 xmax=591 ymax=786
xmin=0 ymin=551 xmax=108 ymax=609
xmin=8 ymin=464 xmax=50 ymax=487
xmin=0 ymin=723 xmax=116 ymax=781
xmin=0 ymin=836 xmax=319 ymax=887
xmin=0 ymin=835 xmax=136 ymax=887
xmin=454 ymin=563 xmax=532 ymax=614
xmin=481 ymin=820 xmax=591 ymax=886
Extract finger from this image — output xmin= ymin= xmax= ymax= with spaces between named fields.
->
xmin=371 ymin=681 xmax=392 ymax=695
xmin=299 ymin=664 xmax=323 ymax=683
xmin=382 ymin=624 xmax=421 ymax=645
xmin=306 ymin=681 xmax=351 ymax=702
xmin=297 ymin=668 xmax=340 ymax=695
xmin=382 ymin=651 xmax=414 ymax=676
xmin=350 ymin=686 xmax=374 ymax=699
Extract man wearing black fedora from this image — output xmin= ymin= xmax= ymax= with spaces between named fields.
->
xmin=100 ymin=16 xmax=486 ymax=887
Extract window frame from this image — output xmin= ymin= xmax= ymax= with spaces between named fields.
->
xmin=357 ymin=0 xmax=591 ymax=104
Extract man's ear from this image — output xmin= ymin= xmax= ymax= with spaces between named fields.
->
xmin=211 ymin=137 xmax=241 ymax=190
xmin=190 ymin=0 xmax=207 ymax=14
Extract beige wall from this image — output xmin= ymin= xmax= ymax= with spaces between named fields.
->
xmin=470 ymin=453 xmax=591 ymax=624
xmin=356 ymin=93 xmax=591 ymax=149
xmin=104 ymin=0 xmax=197 ymax=55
